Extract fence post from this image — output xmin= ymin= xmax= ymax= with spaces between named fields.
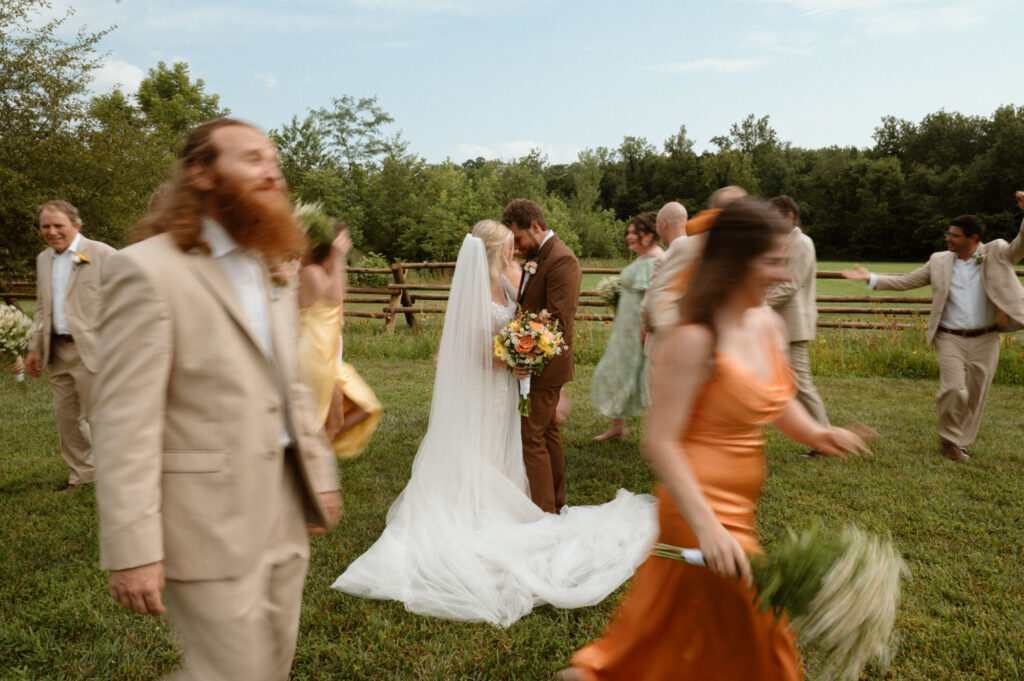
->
xmin=387 ymin=263 xmax=418 ymax=331
xmin=0 ymin=275 xmax=24 ymax=311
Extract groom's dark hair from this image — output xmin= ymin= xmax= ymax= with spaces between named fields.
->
xmin=501 ymin=199 xmax=548 ymax=232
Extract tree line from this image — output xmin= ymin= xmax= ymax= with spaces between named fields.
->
xmin=4 ymin=0 xmax=1024 ymax=276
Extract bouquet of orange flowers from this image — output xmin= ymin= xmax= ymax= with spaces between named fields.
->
xmin=494 ymin=308 xmax=568 ymax=415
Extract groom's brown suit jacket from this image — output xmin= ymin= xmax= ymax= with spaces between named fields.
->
xmin=518 ymin=233 xmax=582 ymax=389
xmin=92 ymin=232 xmax=340 ymax=581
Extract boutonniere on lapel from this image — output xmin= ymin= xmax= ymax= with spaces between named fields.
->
xmin=524 ymin=261 xmax=538 ymax=276
xmin=972 ymin=253 xmax=985 ymax=265
xmin=71 ymin=252 xmax=89 ymax=267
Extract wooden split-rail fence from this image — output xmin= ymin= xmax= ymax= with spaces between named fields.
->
xmin=5 ymin=266 xmax=1024 ymax=332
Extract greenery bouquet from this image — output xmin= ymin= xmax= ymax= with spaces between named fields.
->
xmin=293 ymin=201 xmax=339 ymax=248
xmin=0 ymin=303 xmax=33 ymax=383
xmin=493 ymin=308 xmax=568 ymax=415
xmin=595 ymin=275 xmax=622 ymax=312
xmin=653 ymin=524 xmax=908 ymax=681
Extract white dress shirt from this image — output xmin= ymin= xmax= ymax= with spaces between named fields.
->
xmin=940 ymin=257 xmax=995 ymax=329
xmin=50 ymin=232 xmax=83 ymax=335
xmin=868 ymin=257 xmax=994 ymax=330
xmin=202 ymin=218 xmax=294 ymax=446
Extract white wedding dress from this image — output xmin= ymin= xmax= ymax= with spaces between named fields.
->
xmin=332 ymin=235 xmax=658 ymax=627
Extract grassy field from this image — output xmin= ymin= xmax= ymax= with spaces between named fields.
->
xmin=2 ymin=260 xmax=1023 ymax=680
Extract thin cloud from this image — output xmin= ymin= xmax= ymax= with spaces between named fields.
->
xmin=756 ymin=0 xmax=992 ymax=35
xmin=744 ymin=28 xmax=815 ymax=55
xmin=254 ymin=72 xmax=278 ymax=89
xmin=651 ymin=58 xmax=768 ymax=74
xmin=91 ymin=59 xmax=146 ymax=94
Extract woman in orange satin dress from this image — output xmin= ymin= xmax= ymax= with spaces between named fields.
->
xmin=560 ymin=198 xmax=869 ymax=681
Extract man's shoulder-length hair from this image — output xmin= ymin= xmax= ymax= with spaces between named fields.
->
xmin=131 ymin=118 xmax=256 ymax=252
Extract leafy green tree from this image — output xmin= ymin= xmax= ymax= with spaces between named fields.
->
xmin=136 ymin=61 xmax=228 ymax=139
xmin=0 ymin=0 xmax=110 ymax=273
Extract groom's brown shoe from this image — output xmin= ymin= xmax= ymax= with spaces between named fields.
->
xmin=940 ymin=440 xmax=969 ymax=462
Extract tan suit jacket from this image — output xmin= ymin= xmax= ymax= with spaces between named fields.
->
xmin=93 ymin=233 xmax=340 ymax=581
xmin=874 ymin=218 xmax=1024 ymax=345
xmin=29 ymin=236 xmax=116 ymax=372
xmin=765 ymin=227 xmax=818 ymax=342
xmin=518 ymin=233 xmax=581 ymax=390
xmin=642 ymin=234 xmax=704 ymax=335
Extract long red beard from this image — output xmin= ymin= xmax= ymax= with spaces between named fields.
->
xmin=212 ymin=178 xmax=307 ymax=264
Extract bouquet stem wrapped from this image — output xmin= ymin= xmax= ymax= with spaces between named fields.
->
xmin=653 ymin=525 xmax=908 ymax=681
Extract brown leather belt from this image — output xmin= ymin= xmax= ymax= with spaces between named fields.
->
xmin=938 ymin=325 xmax=998 ymax=338
xmin=52 ymin=333 xmax=74 ymax=343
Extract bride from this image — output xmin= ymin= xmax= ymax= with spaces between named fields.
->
xmin=332 ymin=220 xmax=658 ymax=627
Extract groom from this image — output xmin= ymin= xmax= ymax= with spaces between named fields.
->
xmin=501 ymin=199 xmax=582 ymax=513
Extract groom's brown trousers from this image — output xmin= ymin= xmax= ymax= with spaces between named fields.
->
xmin=521 ymin=385 xmax=566 ymax=513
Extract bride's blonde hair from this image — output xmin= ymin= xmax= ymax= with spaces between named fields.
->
xmin=471 ymin=219 xmax=513 ymax=287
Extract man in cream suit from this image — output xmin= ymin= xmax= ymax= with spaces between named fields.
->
xmin=765 ymin=196 xmax=830 ymax=432
xmin=25 ymin=201 xmax=115 ymax=491
xmin=92 ymin=119 xmax=341 ymax=681
xmin=843 ymin=193 xmax=1024 ymax=461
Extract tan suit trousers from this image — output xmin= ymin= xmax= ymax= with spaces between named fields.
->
xmin=787 ymin=341 xmax=830 ymax=428
xmin=934 ymin=331 xmax=1000 ymax=448
xmin=49 ymin=338 xmax=94 ymax=485
xmin=163 ymin=458 xmax=311 ymax=681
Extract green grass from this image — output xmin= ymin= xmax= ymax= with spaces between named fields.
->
xmin=3 ymin=343 xmax=1024 ymax=680
xmin=3 ymin=258 xmax=1023 ymax=680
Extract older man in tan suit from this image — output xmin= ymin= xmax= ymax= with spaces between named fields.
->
xmin=843 ymin=194 xmax=1024 ymax=462
xmin=765 ymin=196 xmax=830 ymax=433
xmin=92 ymin=119 xmax=341 ymax=681
xmin=25 ymin=201 xmax=115 ymax=491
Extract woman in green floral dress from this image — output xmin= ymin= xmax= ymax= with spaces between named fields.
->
xmin=591 ymin=213 xmax=663 ymax=440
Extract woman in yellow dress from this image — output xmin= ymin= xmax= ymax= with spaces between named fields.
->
xmin=298 ymin=226 xmax=382 ymax=459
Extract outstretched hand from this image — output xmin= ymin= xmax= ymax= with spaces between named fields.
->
xmin=812 ymin=425 xmax=878 ymax=458
xmin=331 ymin=228 xmax=352 ymax=258
xmin=841 ymin=264 xmax=871 ymax=281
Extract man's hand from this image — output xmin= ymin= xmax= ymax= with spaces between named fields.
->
xmin=308 ymin=490 xmax=342 ymax=535
xmin=512 ymin=366 xmax=530 ymax=380
xmin=1015 ymin=190 xmax=1024 ymax=211
xmin=109 ymin=562 xmax=165 ymax=615
xmin=840 ymin=264 xmax=871 ymax=282
xmin=25 ymin=350 xmax=41 ymax=377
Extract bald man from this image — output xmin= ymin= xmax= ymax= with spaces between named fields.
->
xmin=642 ymin=187 xmax=747 ymax=343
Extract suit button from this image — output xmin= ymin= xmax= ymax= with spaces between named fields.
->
xmin=265 ymin=450 xmax=276 ymax=460
xmin=268 ymin=405 xmax=279 ymax=414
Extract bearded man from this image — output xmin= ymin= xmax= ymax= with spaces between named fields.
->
xmin=92 ymin=118 xmax=341 ymax=681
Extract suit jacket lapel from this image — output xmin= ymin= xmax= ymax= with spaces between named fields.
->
xmin=267 ymin=282 xmax=295 ymax=388
xmin=186 ymin=254 xmax=268 ymax=358
xmin=65 ymin=238 xmax=87 ymax=296
xmin=520 ymin=234 xmax=559 ymax=303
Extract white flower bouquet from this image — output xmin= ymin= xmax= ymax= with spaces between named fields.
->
xmin=654 ymin=524 xmax=908 ymax=681
xmin=595 ymin=275 xmax=622 ymax=312
xmin=0 ymin=303 xmax=33 ymax=382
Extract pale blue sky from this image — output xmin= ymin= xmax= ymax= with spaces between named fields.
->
xmin=59 ymin=0 xmax=1023 ymax=164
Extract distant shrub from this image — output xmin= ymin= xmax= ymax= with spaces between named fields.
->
xmin=351 ymin=251 xmax=391 ymax=289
